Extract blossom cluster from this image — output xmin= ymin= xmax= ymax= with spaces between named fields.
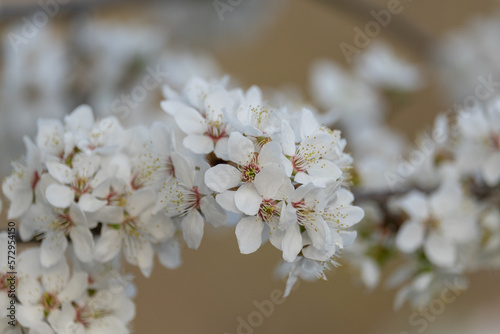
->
xmin=311 ymin=41 xmax=500 ymax=309
xmin=2 ymin=76 xmax=363 ymax=331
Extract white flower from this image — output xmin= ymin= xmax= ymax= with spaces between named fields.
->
xmin=0 ymin=235 xmax=42 ymax=319
xmin=395 ymin=182 xmax=478 ymax=267
xmin=280 ymin=113 xmax=343 ymax=187
xmin=456 ymin=101 xmax=500 ymax=186
xmin=47 ymin=265 xmax=135 ymax=334
xmin=64 ymin=105 xmax=126 ymax=156
xmin=95 ymin=188 xmax=171 ymax=277
xmin=354 ymin=41 xmax=424 ymax=91
xmin=2 ymin=137 xmax=43 ymax=219
xmin=232 ymin=166 xmax=293 ymax=254
xmin=127 ymin=123 xmax=178 ymax=190
xmin=162 ymin=160 xmax=226 ymax=249
xmin=280 ymin=185 xmax=331 ymax=263
xmin=28 ymin=203 xmax=95 ymax=267
xmin=310 ymin=60 xmax=383 ymax=127
xmin=17 ymin=259 xmax=88 ymax=328
xmin=204 ymin=132 xmax=285 ymax=215
xmin=394 ymin=271 xmax=467 ymax=310
xmin=162 ymin=78 xmax=236 ymax=158
xmin=223 ymin=85 xmax=281 ymax=137
xmin=45 ymin=154 xmax=103 ymax=209
xmin=277 ymin=256 xmax=338 ymax=297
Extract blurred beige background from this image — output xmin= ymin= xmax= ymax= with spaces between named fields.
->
xmin=2 ymin=0 xmax=500 ymax=333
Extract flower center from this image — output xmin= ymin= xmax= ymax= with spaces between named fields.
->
xmin=258 ymin=199 xmax=279 ymax=222
xmin=205 ymin=121 xmax=226 ymax=142
xmin=240 ymin=164 xmax=260 ymax=183
xmin=291 ymin=155 xmax=307 ymax=174
xmin=424 ymin=216 xmax=440 ymax=232
xmin=292 ymin=200 xmax=313 ymax=225
xmin=72 ymin=176 xmax=92 ymax=196
xmin=50 ymin=213 xmax=74 ymax=234
xmin=0 ymin=273 xmax=15 ymax=293
xmin=41 ymin=292 xmax=61 ymax=313
xmin=167 ymin=186 xmax=202 ymax=216
xmin=106 ymin=190 xmax=128 ymax=207
xmin=75 ymin=304 xmax=113 ymax=328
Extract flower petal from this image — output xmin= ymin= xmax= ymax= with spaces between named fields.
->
xmin=396 ymin=220 xmax=424 ymax=253
xmin=424 ymin=233 xmax=456 ymax=267
xmin=70 ymin=226 xmax=95 ymax=263
xmin=235 ymin=216 xmax=264 ymax=254
xmin=204 ymin=164 xmax=241 ymax=193
xmin=228 ymin=132 xmax=254 ymax=165
xmin=45 ymin=184 xmax=74 ymax=208
xmin=200 ymin=195 xmax=226 ymax=227
xmin=41 ymin=233 xmax=68 ymax=268
xmin=183 ymin=135 xmax=214 ymax=154
xmin=181 ymin=209 xmax=204 ymax=249
xmin=234 ymin=184 xmax=262 ymax=216
xmin=46 ymin=161 xmax=73 ymax=184
xmin=282 ymin=222 xmax=302 ymax=262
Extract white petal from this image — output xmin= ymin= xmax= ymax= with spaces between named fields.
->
xmin=96 ymin=206 xmax=124 ymax=224
xmin=65 ymin=104 xmax=94 ymax=131
xmin=254 ymin=164 xmax=286 ymax=199
xmin=424 ymin=233 xmax=456 ymax=267
xmin=70 ymin=226 xmax=95 ymax=263
xmin=6 ymin=189 xmax=32 ymax=219
xmin=258 ymin=141 xmax=283 ymax=166
xmin=397 ymin=190 xmax=429 ymax=220
xmin=228 ymin=132 xmax=254 ymax=165
xmin=200 ymin=196 xmax=226 ymax=227
xmin=361 ymin=260 xmax=380 ymax=290
xmin=59 ymin=272 xmax=88 ymax=302
xmin=396 ymin=221 xmax=424 ymax=253
xmin=234 ymin=184 xmax=262 ymax=216
xmin=157 ymin=239 xmax=182 ymax=269
xmin=28 ymin=321 xmax=55 ymax=334
xmin=69 ymin=202 xmax=88 ymax=227
xmin=171 ymin=152 xmax=195 ymax=187
xmin=46 ymin=161 xmax=73 ymax=184
xmin=215 ymin=191 xmax=241 ymax=214
xmin=42 ymin=259 xmax=70 ymax=292
xmin=45 ymin=184 xmax=74 ymax=208
xmin=18 ymin=277 xmax=42 ymax=305
xmin=41 ymin=233 xmax=68 ymax=267
xmin=214 ymin=137 xmax=229 ymax=160
xmin=174 ymin=106 xmax=206 ymax=134
xmin=136 ymin=241 xmax=154 ymax=278
xmin=183 ymin=135 xmax=214 ymax=154
xmin=235 ymin=216 xmax=264 ymax=254
xmin=483 ymin=153 xmax=500 ymax=186
xmin=303 ymin=216 xmax=329 ymax=250
xmin=281 ymin=120 xmax=296 ymax=156
xmin=18 ymin=248 xmax=42 ymax=279
xmin=17 ymin=305 xmax=44 ymax=328
xmin=306 ymin=160 xmax=342 ymax=184
xmin=181 ymin=209 xmax=204 ymax=249
xmin=126 ymin=189 xmax=155 ymax=217
xmin=88 ymin=316 xmax=129 ymax=334
xmin=204 ymin=164 xmax=241 ymax=193
xmin=282 ymin=222 xmax=302 ymax=262
xmin=79 ymin=194 xmax=106 ymax=212
xmin=95 ymin=227 xmax=123 ymax=262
